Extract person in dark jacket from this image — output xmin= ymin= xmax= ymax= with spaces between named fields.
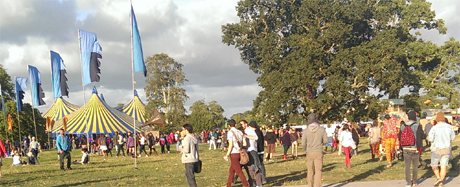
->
xmin=351 ymin=123 xmax=360 ymax=156
xmin=264 ymin=126 xmax=276 ymax=161
xmin=280 ymin=128 xmax=291 ymax=160
xmin=253 ymin=121 xmax=267 ymax=184
xmin=399 ymin=111 xmax=424 ymax=187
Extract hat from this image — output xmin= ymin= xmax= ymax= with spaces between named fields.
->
xmin=307 ymin=113 xmax=319 ymax=125
xmin=248 ymin=121 xmax=258 ymax=128
xmin=436 ymin=112 xmax=445 ymax=122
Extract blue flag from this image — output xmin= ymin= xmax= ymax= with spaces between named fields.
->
xmin=51 ymin=51 xmax=69 ymax=98
xmin=79 ymin=30 xmax=102 ymax=86
xmin=28 ymin=65 xmax=46 ymax=106
xmin=15 ymin=77 xmax=28 ymax=112
xmin=131 ymin=5 xmax=146 ymax=76
xmin=0 ymin=83 xmax=6 ymax=114
xmin=100 ymin=93 xmax=105 ymax=102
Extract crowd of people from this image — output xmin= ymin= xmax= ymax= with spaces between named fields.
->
xmin=0 ymin=110 xmax=458 ymax=187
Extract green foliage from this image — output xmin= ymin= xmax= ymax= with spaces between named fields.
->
xmin=187 ymin=100 xmax=225 ymax=132
xmin=0 ymin=65 xmax=15 ymax=100
xmin=222 ymin=0 xmax=451 ymax=122
xmin=144 ymin=53 xmax=188 ymax=131
xmin=0 ymin=100 xmax=46 ymax=142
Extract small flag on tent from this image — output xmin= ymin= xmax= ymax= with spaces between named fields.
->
xmin=0 ymin=83 xmax=6 ymax=114
xmin=15 ymin=77 xmax=28 ymax=112
xmin=63 ymin=117 xmax=68 ymax=131
xmin=28 ymin=65 xmax=46 ymax=106
xmin=50 ymin=51 xmax=69 ymax=98
xmin=7 ymin=114 xmax=13 ymax=131
xmin=100 ymin=93 xmax=105 ymax=102
xmin=79 ymin=30 xmax=102 ymax=86
xmin=131 ymin=5 xmax=146 ymax=76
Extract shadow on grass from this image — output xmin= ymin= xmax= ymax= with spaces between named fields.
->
xmin=338 ymin=164 xmax=387 ymax=183
xmin=266 ymin=170 xmax=306 ymax=186
xmin=49 ymin=175 xmax=135 ymax=187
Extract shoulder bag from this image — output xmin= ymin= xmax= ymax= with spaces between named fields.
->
xmin=231 ymin=130 xmax=249 ymax=165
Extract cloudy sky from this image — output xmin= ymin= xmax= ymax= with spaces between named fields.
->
xmin=0 ymin=0 xmax=459 ymax=117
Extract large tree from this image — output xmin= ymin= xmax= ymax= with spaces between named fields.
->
xmin=144 ymin=53 xmax=188 ymax=131
xmin=188 ymin=100 xmax=225 ymax=132
xmin=222 ymin=0 xmax=448 ymax=122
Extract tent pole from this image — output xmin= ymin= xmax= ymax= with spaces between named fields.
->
xmin=78 ymin=29 xmax=90 ymax=150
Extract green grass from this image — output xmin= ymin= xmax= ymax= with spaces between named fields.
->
xmin=1 ymin=137 xmax=459 ymax=187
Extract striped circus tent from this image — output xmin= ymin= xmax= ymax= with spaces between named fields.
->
xmin=41 ymin=97 xmax=79 ymax=121
xmin=117 ymin=90 xmax=146 ymax=124
xmin=52 ymin=87 xmax=142 ymax=135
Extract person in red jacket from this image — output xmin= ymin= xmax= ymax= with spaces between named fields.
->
xmin=0 ymin=137 xmax=7 ymax=177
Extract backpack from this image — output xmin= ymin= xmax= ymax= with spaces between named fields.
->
xmin=159 ymin=138 xmax=166 ymax=146
xmin=400 ymin=123 xmax=416 ymax=146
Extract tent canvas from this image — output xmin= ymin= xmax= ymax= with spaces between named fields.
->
xmin=41 ymin=97 xmax=79 ymax=121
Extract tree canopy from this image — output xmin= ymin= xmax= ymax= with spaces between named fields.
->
xmin=187 ymin=100 xmax=225 ymax=132
xmin=223 ymin=0 xmax=458 ymax=123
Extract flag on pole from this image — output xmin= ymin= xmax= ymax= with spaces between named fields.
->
xmin=0 ymin=83 xmax=6 ymax=114
xmin=45 ymin=117 xmax=51 ymax=131
xmin=15 ymin=77 xmax=28 ymax=112
xmin=63 ymin=117 xmax=68 ymax=131
xmin=51 ymin=51 xmax=69 ymax=98
xmin=79 ymin=30 xmax=102 ymax=86
xmin=7 ymin=114 xmax=13 ymax=131
xmin=28 ymin=65 xmax=46 ymax=106
xmin=131 ymin=5 xmax=146 ymax=76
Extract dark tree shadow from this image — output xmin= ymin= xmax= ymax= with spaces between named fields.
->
xmin=50 ymin=175 xmax=135 ymax=187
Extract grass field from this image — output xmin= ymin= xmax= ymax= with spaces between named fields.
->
xmin=0 ymin=137 xmax=459 ymax=187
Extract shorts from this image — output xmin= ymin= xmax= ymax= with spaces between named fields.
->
xmin=100 ymin=145 xmax=108 ymax=151
xmin=267 ymin=144 xmax=275 ymax=154
xmin=431 ymin=152 xmax=450 ymax=167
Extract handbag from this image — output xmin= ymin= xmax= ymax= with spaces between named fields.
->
xmin=194 ymin=160 xmax=202 ymax=173
xmin=231 ymin=131 xmax=249 ymax=165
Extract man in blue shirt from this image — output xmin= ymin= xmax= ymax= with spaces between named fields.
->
xmin=56 ymin=129 xmax=71 ymax=170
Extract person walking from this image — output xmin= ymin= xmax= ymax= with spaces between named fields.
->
xmin=224 ymin=119 xmax=249 ymax=187
xmin=244 ymin=121 xmax=262 ymax=187
xmin=181 ymin=124 xmax=200 ymax=187
xmin=290 ymin=128 xmax=299 ymax=159
xmin=209 ymin=130 xmax=217 ymax=150
xmin=264 ymin=126 xmax=276 ymax=161
xmin=399 ymin=111 xmax=424 ymax=187
xmin=382 ymin=114 xmax=398 ymax=167
xmin=351 ymin=123 xmax=360 ymax=156
xmin=99 ymin=135 xmax=108 ymax=160
xmin=113 ymin=132 xmax=119 ymax=155
xmin=280 ymin=129 xmax=291 ymax=160
xmin=138 ymin=133 xmax=148 ymax=157
xmin=116 ymin=132 xmax=125 ymax=157
xmin=424 ymin=119 xmax=433 ymax=147
xmin=148 ymin=133 xmax=158 ymax=156
xmin=253 ymin=121 xmax=267 ymax=184
xmin=340 ymin=124 xmax=354 ymax=168
xmin=369 ymin=121 xmax=381 ymax=160
xmin=428 ymin=112 xmax=456 ymax=187
xmin=127 ymin=133 xmax=134 ymax=157
xmin=302 ymin=113 xmax=328 ymax=187
xmin=56 ymin=129 xmax=72 ymax=170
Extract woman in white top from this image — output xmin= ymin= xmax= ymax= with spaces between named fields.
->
xmin=11 ymin=152 xmax=24 ymax=166
xmin=340 ymin=124 xmax=354 ymax=168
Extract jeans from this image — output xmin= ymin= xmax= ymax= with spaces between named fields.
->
xmin=185 ymin=162 xmax=197 ymax=187
xmin=283 ymin=144 xmax=290 ymax=155
xmin=59 ymin=150 xmax=71 ymax=169
xmin=403 ymin=149 xmax=419 ymax=185
xmin=258 ymin=153 xmax=266 ymax=182
xmin=306 ymin=151 xmax=323 ymax=187
xmin=139 ymin=145 xmax=147 ymax=155
xmin=117 ymin=144 xmax=125 ymax=156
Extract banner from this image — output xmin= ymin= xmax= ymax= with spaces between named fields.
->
xmin=15 ymin=77 xmax=28 ymax=112
xmin=28 ymin=65 xmax=46 ymax=106
xmin=131 ymin=5 xmax=147 ymax=76
xmin=51 ymin=51 xmax=69 ymax=98
xmin=79 ymin=30 xmax=102 ymax=86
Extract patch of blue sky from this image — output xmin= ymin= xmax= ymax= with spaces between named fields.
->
xmin=76 ymin=10 xmax=94 ymax=21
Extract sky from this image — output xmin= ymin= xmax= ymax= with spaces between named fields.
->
xmin=0 ymin=0 xmax=459 ymax=117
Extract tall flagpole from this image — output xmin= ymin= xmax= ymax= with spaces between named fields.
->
xmin=130 ymin=0 xmax=138 ymax=169
xmin=0 ymin=84 xmax=8 ymax=140
xmin=14 ymin=78 xmax=22 ymax=143
xmin=78 ymin=30 xmax=90 ymax=149
xmin=27 ymin=66 xmax=38 ymax=139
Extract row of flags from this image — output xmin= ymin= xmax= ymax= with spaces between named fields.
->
xmin=0 ymin=4 xmax=147 ymax=133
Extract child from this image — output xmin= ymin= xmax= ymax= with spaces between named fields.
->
xmin=11 ymin=152 xmax=26 ymax=166
xmin=26 ymin=152 xmax=38 ymax=165
xmin=72 ymin=148 xmax=89 ymax=165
